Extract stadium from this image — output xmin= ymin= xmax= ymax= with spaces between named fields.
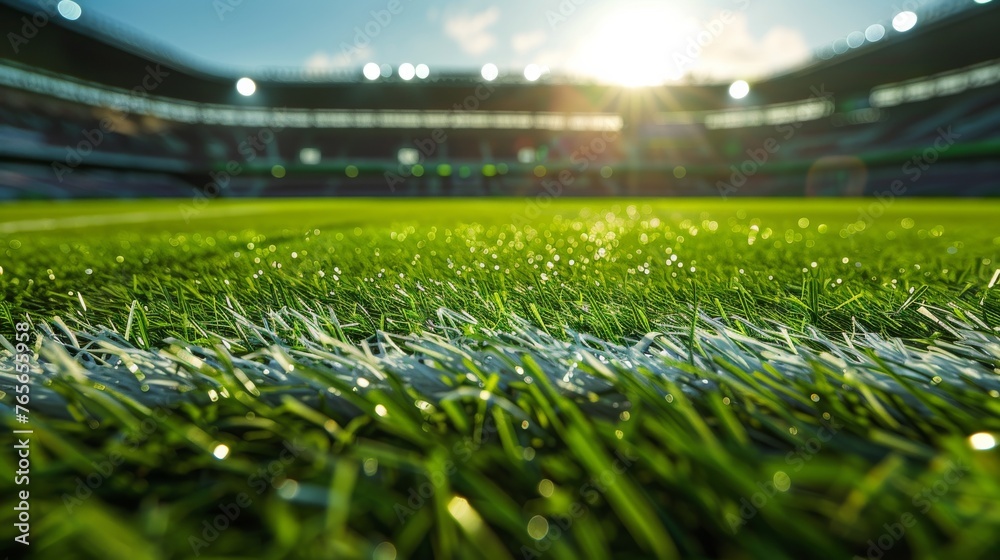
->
xmin=1 ymin=0 xmax=999 ymax=558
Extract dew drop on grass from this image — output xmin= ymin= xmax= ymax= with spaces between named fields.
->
xmin=773 ymin=471 xmax=791 ymax=492
xmin=527 ymin=516 xmax=549 ymax=539
xmin=373 ymin=542 xmax=397 ymax=560
xmin=277 ymin=479 xmax=299 ymax=499
xmin=969 ymin=432 xmax=996 ymax=451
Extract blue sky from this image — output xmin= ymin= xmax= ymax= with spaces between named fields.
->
xmin=66 ymin=0 xmax=945 ymax=82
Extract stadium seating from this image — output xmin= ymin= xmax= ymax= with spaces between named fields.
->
xmin=2 ymin=0 xmax=1000 ymax=199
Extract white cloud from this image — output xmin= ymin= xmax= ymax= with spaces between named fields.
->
xmin=685 ymin=13 xmax=811 ymax=81
xmin=304 ymin=45 xmax=373 ymax=74
xmin=511 ymin=30 xmax=546 ymax=54
xmin=444 ymin=7 xmax=500 ymax=56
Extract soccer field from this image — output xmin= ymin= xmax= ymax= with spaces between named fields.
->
xmin=2 ymin=198 xmax=999 ymax=559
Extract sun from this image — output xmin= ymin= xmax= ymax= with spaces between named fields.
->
xmin=572 ymin=5 xmax=691 ymax=87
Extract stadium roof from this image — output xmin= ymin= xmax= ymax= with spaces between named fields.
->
xmin=1 ymin=0 xmax=995 ymax=86
xmin=2 ymin=0 xmax=1000 ymax=113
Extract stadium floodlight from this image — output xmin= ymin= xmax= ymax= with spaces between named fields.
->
xmin=524 ymin=64 xmax=542 ymax=82
xmin=299 ymin=148 xmax=321 ymax=165
xmin=865 ymin=24 xmax=886 ymax=42
xmin=728 ymin=80 xmax=750 ymax=100
xmin=892 ymin=11 xmax=918 ymax=32
xmin=235 ymin=77 xmax=256 ymax=96
xmin=398 ymin=148 xmax=419 ymax=166
xmin=57 ymin=0 xmax=82 ymax=20
xmin=399 ymin=63 xmax=416 ymax=81
xmin=379 ymin=64 xmax=393 ymax=78
xmin=415 ymin=64 xmax=430 ymax=79
xmin=363 ymin=63 xmax=380 ymax=80
xmin=974 ymin=0 xmax=992 ymax=4
xmin=481 ymin=63 xmax=499 ymax=82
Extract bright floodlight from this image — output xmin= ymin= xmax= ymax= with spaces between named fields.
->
xmin=299 ymin=148 xmax=321 ymax=165
xmin=235 ymin=77 xmax=256 ymax=96
xmin=481 ymin=63 xmax=499 ymax=82
xmin=728 ymin=80 xmax=750 ymax=100
xmin=397 ymin=148 xmax=419 ymax=166
xmin=399 ymin=63 xmax=416 ymax=81
xmin=892 ymin=11 xmax=918 ymax=32
xmin=969 ymin=432 xmax=996 ymax=450
xmin=974 ymin=0 xmax=992 ymax=4
xmin=363 ymin=63 xmax=380 ymax=80
xmin=517 ymin=147 xmax=535 ymax=163
xmin=865 ymin=24 xmax=886 ymax=42
xmin=57 ymin=0 xmax=82 ymax=20
xmin=524 ymin=64 xmax=542 ymax=82
xmin=415 ymin=64 xmax=430 ymax=79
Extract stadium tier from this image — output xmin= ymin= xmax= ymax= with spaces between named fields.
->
xmin=2 ymin=1 xmax=1000 ymax=199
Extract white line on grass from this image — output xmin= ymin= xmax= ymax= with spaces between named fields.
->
xmin=0 ymin=205 xmax=275 ymax=234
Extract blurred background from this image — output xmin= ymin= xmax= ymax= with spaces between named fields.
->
xmin=1 ymin=0 xmax=999 ymax=200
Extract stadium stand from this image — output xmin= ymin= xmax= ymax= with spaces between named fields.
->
xmin=2 ymin=0 xmax=1000 ymax=199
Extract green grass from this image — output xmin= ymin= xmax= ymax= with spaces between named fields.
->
xmin=1 ymin=198 xmax=999 ymax=559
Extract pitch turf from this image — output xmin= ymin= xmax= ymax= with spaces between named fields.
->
xmin=1 ymin=198 xmax=999 ymax=559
